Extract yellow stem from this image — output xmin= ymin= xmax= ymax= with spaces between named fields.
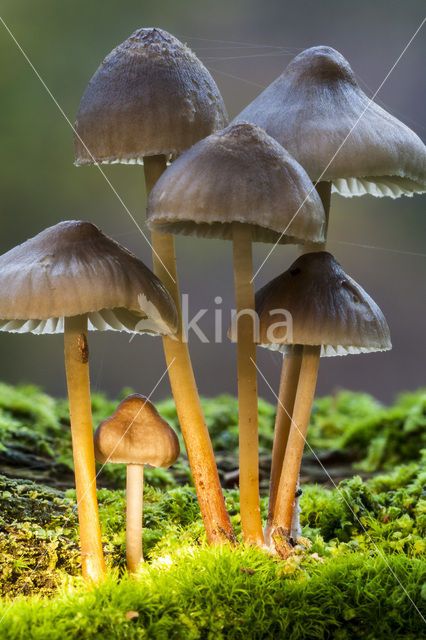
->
xmin=144 ymin=156 xmax=235 ymax=545
xmin=232 ymin=223 xmax=264 ymax=546
xmin=264 ymin=347 xmax=302 ymax=544
xmin=64 ymin=315 xmax=105 ymax=583
xmin=126 ymin=464 xmax=144 ymax=573
xmin=272 ymin=345 xmax=320 ymax=536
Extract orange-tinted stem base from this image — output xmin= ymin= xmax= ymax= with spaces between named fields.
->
xmin=232 ymin=223 xmax=264 ymax=547
xmin=144 ymin=156 xmax=235 ymax=545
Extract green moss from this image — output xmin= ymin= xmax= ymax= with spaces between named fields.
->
xmin=0 ymin=384 xmax=179 ymax=491
xmin=0 ymin=384 xmax=424 ymax=493
xmin=0 ymin=452 xmax=424 ymax=597
xmin=0 ymin=384 xmax=425 ymax=637
xmin=0 ymin=547 xmax=424 ymax=639
xmin=301 ymin=452 xmax=425 ymax=554
xmin=307 ymin=390 xmax=383 ymax=450
xmin=0 ymin=475 xmax=80 ymax=596
xmin=341 ymin=390 xmax=426 ymax=471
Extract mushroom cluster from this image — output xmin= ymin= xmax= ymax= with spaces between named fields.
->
xmin=147 ymin=121 xmax=326 ymax=545
xmin=75 ymin=27 xmax=233 ymax=546
xmin=0 ymin=220 xmax=178 ymax=581
xmin=2 ymin=29 xmax=425 ymax=579
xmin=231 ymin=45 xmax=425 ymax=549
xmin=146 ymin=40 xmax=425 ymax=553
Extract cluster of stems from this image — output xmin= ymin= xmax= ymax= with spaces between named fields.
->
xmin=66 ymin=161 xmax=332 ymax=583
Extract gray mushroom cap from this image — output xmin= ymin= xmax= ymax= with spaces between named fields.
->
xmin=0 ymin=220 xmax=178 ymax=335
xmin=94 ymin=394 xmax=180 ymax=467
xmin=147 ymin=122 xmax=326 ymax=245
xmin=75 ymin=27 xmax=228 ymax=165
xmin=234 ymin=46 xmax=426 ymax=198
xmin=252 ymin=251 xmax=391 ymax=357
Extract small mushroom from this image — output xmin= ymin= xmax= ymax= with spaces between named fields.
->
xmin=255 ymin=251 xmax=391 ymax=551
xmin=0 ymin=221 xmax=177 ymax=582
xmin=148 ymin=122 xmax=326 ymax=546
xmin=74 ymin=27 xmax=234 ymax=546
xmin=94 ymin=394 xmax=180 ymax=572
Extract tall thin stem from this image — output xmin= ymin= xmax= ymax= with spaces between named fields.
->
xmin=264 ymin=346 xmax=303 ymax=545
xmin=275 ymin=180 xmax=330 ymax=540
xmin=232 ymin=223 xmax=264 ymax=546
xmin=64 ymin=315 xmax=105 ymax=583
xmin=126 ymin=464 xmax=144 ymax=573
xmin=272 ymin=345 xmax=321 ymax=538
xmin=144 ymin=155 xmax=235 ymax=545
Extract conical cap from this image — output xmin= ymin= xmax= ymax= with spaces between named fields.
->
xmin=94 ymin=394 xmax=180 ymax=467
xmin=75 ymin=28 xmax=228 ymax=165
xmin=253 ymin=251 xmax=391 ymax=356
xmin=235 ymin=46 xmax=426 ymax=198
xmin=147 ymin=122 xmax=326 ymax=245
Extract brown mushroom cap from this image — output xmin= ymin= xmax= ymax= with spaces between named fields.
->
xmin=253 ymin=251 xmax=391 ymax=356
xmin=0 ymin=220 xmax=178 ymax=335
xmin=147 ymin=122 xmax=326 ymax=245
xmin=74 ymin=27 xmax=228 ymax=165
xmin=94 ymin=394 xmax=180 ymax=467
xmin=234 ymin=46 xmax=426 ymax=198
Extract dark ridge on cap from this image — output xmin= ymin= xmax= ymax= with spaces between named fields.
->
xmin=286 ymin=46 xmax=357 ymax=86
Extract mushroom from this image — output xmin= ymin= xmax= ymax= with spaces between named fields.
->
xmin=234 ymin=45 xmax=426 ymax=235
xmin=234 ymin=45 xmax=425 ymax=532
xmin=94 ymin=394 xmax=180 ymax=572
xmin=147 ymin=122 xmax=326 ymax=546
xmin=0 ymin=220 xmax=177 ymax=582
xmin=74 ymin=27 xmax=234 ymax=545
xmin=254 ymin=251 xmax=391 ymax=551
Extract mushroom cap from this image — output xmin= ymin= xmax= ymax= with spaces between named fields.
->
xmin=94 ymin=394 xmax=180 ymax=467
xmin=0 ymin=220 xmax=178 ymax=336
xmin=234 ymin=46 xmax=426 ymax=198
xmin=74 ymin=27 xmax=228 ymax=165
xmin=147 ymin=122 xmax=326 ymax=245
xmin=252 ymin=251 xmax=391 ymax=357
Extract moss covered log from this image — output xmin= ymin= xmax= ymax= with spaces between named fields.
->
xmin=0 ymin=385 xmax=424 ymax=637
xmin=1 ymin=382 xmax=425 ymax=490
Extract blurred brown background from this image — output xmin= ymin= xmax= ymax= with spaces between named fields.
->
xmin=0 ymin=0 xmax=425 ymax=405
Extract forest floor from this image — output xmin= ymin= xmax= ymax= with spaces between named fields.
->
xmin=0 ymin=384 xmax=424 ymax=639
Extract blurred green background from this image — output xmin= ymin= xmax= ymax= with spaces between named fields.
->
xmin=0 ymin=0 xmax=425 ymax=405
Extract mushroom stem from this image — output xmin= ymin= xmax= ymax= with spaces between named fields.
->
xmin=272 ymin=345 xmax=320 ymax=538
xmin=143 ymin=155 xmax=235 ymax=546
xmin=315 ymin=181 xmax=331 ymax=226
xmin=64 ymin=315 xmax=105 ymax=583
xmin=264 ymin=346 xmax=303 ymax=545
xmin=126 ymin=464 xmax=144 ymax=572
xmin=284 ymin=181 xmax=329 ymax=536
xmin=312 ymin=181 xmax=332 ymax=251
xmin=232 ymin=223 xmax=264 ymax=547
xmin=301 ymin=181 xmax=331 ymax=253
